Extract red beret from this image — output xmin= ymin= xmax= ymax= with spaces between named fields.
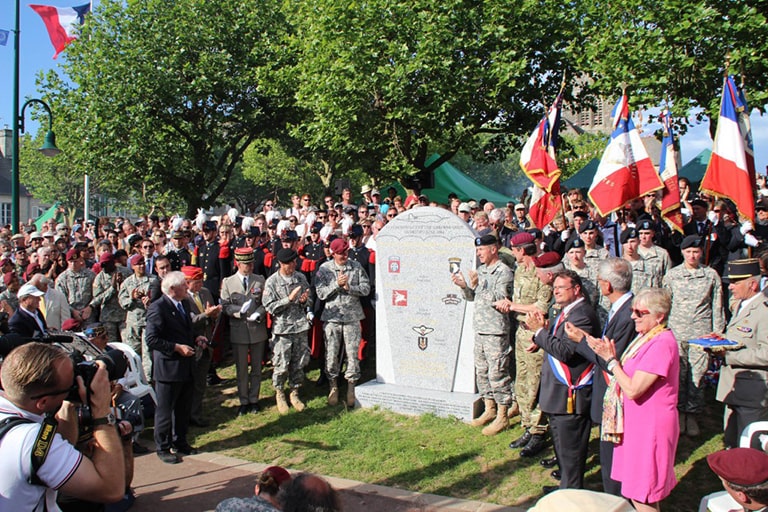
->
xmin=129 ymin=254 xmax=145 ymax=267
xmin=262 ymin=466 xmax=291 ymax=487
xmin=181 ymin=265 xmax=204 ymax=281
xmin=65 ymin=248 xmax=79 ymax=261
xmin=707 ymin=448 xmax=768 ymax=486
xmin=99 ymin=252 xmax=115 ymax=264
xmin=510 ymin=232 xmax=535 ymax=247
xmin=3 ymin=272 xmax=15 ymax=286
xmin=329 ymin=238 xmax=348 ymax=254
xmin=534 ymin=252 xmax=562 ymax=268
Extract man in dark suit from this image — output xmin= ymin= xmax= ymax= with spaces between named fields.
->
xmin=683 ymin=198 xmax=729 ymax=275
xmin=145 ymin=271 xmax=209 ymax=464
xmin=526 ymin=270 xmax=601 ymax=492
xmin=565 ymin=258 xmax=637 ymax=496
xmin=8 ymin=283 xmax=48 ymax=337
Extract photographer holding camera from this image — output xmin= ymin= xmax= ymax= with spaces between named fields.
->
xmin=0 ymin=342 xmax=125 ymax=511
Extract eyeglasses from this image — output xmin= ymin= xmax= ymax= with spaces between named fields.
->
xmin=141 ymin=245 xmax=154 ymax=250
xmin=631 ymin=308 xmax=652 ymax=317
xmin=386 ymin=213 xmax=396 ymax=218
xmin=302 ymin=198 xmax=311 ymax=202
xmin=30 ymin=383 xmax=78 ymax=400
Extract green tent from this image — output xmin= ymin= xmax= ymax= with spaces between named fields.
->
xmin=562 ymin=158 xmax=600 ymax=191
xmin=34 ymin=202 xmax=63 ymax=231
xmin=678 ymin=148 xmax=710 ymax=185
xmin=389 ymin=155 xmax=515 ymax=204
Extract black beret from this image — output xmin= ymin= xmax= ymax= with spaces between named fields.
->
xmin=203 ymin=220 xmax=217 ymax=231
xmin=310 ymin=222 xmax=323 ymax=234
xmin=620 ymin=228 xmax=638 ymax=244
xmin=281 ymin=230 xmax=298 ymax=241
xmin=349 ymin=225 xmax=364 ymax=238
xmin=245 ymin=227 xmax=260 ymax=238
xmin=680 ymin=235 xmax=703 ymax=250
xmin=566 ymin=238 xmax=586 ymax=251
xmin=475 ymin=234 xmax=498 ymax=247
xmin=690 ymin=198 xmax=709 ymax=209
xmin=572 ymin=210 xmax=589 ymax=220
xmin=578 ymin=220 xmax=597 ymax=233
xmin=637 ymin=219 xmax=654 ymax=231
xmin=276 ymin=248 xmax=298 ymax=263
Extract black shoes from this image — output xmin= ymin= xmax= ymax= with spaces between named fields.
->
xmin=508 ymin=430 xmax=532 ymax=449
xmin=132 ymin=441 xmax=150 ymax=454
xmin=237 ymin=405 xmax=249 ymax=417
xmin=249 ymin=402 xmax=261 ymax=413
xmin=207 ymin=372 xmax=223 ymax=385
xmin=157 ymin=450 xmax=180 ymax=464
xmin=189 ymin=418 xmax=209 ymax=427
xmin=540 ymin=456 xmax=558 ymax=468
xmin=542 ymin=485 xmax=559 ymax=494
xmin=551 ymin=469 xmax=561 ymax=480
xmin=520 ymin=434 xmax=547 ymax=457
xmin=171 ymin=443 xmax=198 ymax=456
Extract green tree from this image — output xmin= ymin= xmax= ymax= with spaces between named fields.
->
xmin=38 ymin=0 xmax=296 ymax=217
xmin=285 ymin=0 xmax=582 ymax=183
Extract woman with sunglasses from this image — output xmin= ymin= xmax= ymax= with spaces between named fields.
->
xmin=587 ymin=288 xmax=679 ymax=512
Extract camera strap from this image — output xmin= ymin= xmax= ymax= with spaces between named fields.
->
xmin=0 ymin=413 xmax=58 ymax=486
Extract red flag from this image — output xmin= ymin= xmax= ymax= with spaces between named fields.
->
xmin=528 ymin=181 xmax=563 ymax=230
xmin=29 ymin=3 xmax=90 ymax=59
xmin=588 ymin=94 xmax=663 ymax=217
xmin=701 ymin=76 xmax=755 ymax=222
xmin=658 ymin=111 xmax=684 ymax=232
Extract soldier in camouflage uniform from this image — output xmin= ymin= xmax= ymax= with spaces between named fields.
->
xmin=621 ymin=228 xmax=662 ymax=292
xmin=663 ymin=235 xmax=725 ymax=437
xmin=91 ymin=252 xmax=127 ymax=343
xmin=315 ymin=238 xmax=370 ymax=407
xmin=55 ymin=248 xmax=96 ymax=325
xmin=0 ymin=272 xmax=20 ymax=312
xmin=580 ymin=220 xmax=609 ymax=272
xmin=564 ymin=239 xmax=600 ymax=310
xmin=637 ymin=219 xmax=672 ymax=277
xmin=452 ymin=234 xmax=514 ymax=436
xmin=263 ymin=248 xmax=313 ymax=414
xmin=119 ymin=254 xmax=160 ymax=380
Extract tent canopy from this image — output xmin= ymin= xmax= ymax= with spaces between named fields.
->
xmin=562 ymin=159 xmax=599 ymax=191
xmin=389 ymin=155 xmax=515 ymax=205
xmin=678 ymin=148 xmax=710 ymax=185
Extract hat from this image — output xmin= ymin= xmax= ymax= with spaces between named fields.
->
xmin=707 ymin=448 xmax=768 ymax=486
xmin=510 ymin=232 xmax=535 ymax=247
xmin=262 ymin=466 xmax=292 ymax=487
xmin=310 ymin=222 xmax=323 ymax=234
xmin=474 ymin=234 xmax=498 ymax=247
xmin=277 ymin=248 xmax=298 ymax=264
xmin=127 ymin=234 xmax=143 ymax=247
xmin=3 ymin=272 xmax=15 ymax=286
xmin=129 ymin=254 xmax=145 ymax=267
xmin=14 ymin=245 xmax=27 ymax=253
xmin=181 ymin=265 xmax=204 ymax=281
xmin=99 ymin=252 xmax=115 ymax=264
xmin=54 ymin=235 xmax=68 ymax=243
xmin=528 ymin=228 xmax=542 ymax=239
xmin=72 ymin=224 xmax=82 ymax=233
xmin=245 ymin=227 xmax=260 ymax=238
xmin=83 ymin=323 xmax=107 ymax=339
xmin=55 ymin=223 xmax=68 ymax=232
xmin=680 ymin=235 xmax=703 ymax=250
xmin=61 ymin=318 xmax=81 ymax=331
xmin=11 ymin=233 xmax=24 ymax=241
xmin=620 ymin=228 xmax=638 ymax=244
xmin=203 ymin=220 xmax=217 ymax=231
xmin=371 ymin=188 xmax=381 ymax=196
xmin=467 ymin=200 xmax=478 ymax=209
xmin=534 ymin=252 xmax=562 ymax=268
xmin=42 ymin=231 xmax=55 ymax=238
xmin=171 ymin=230 xmax=185 ymax=240
xmin=572 ymin=210 xmax=589 ymax=220
xmin=329 ymin=238 xmax=348 ymax=254
xmin=0 ymin=258 xmax=13 ymax=268
xmin=756 ymin=198 xmax=768 ymax=211
xmin=234 ymin=247 xmax=254 ymax=263
xmin=725 ymin=258 xmax=762 ymax=280
xmin=29 ymin=232 xmax=43 ymax=240
xmin=17 ymin=283 xmax=44 ymax=298
xmin=349 ymin=225 xmax=364 ymax=238
xmin=528 ymin=489 xmax=635 ymax=512
xmin=281 ymin=230 xmax=299 ymax=242
xmin=360 ymin=184 xmax=372 ymax=195
xmin=637 ymin=219 xmax=654 ymax=231
xmin=515 ymin=203 xmax=525 ymax=210
xmin=25 ymin=262 xmax=41 ymax=276
xmin=65 ymin=248 xmax=79 ymax=261
xmin=690 ymin=198 xmax=709 ymax=209
xmin=578 ymin=220 xmax=597 ymax=233
xmin=343 ymin=206 xmax=356 ymax=215
xmin=566 ymin=238 xmax=586 ymax=251
xmin=457 ymin=202 xmax=471 ymax=213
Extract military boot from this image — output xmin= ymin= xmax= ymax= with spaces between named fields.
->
xmin=471 ymin=399 xmax=497 ymax=427
xmin=346 ymin=381 xmax=357 ymax=407
xmin=289 ymin=389 xmax=306 ymax=412
xmin=507 ymin=401 xmax=520 ymax=419
xmin=328 ymin=379 xmax=339 ymax=406
xmin=275 ymin=389 xmax=289 ymax=415
xmin=482 ymin=405 xmax=509 ymax=436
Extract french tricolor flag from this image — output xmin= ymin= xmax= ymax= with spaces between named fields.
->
xmin=30 ymin=3 xmax=90 ymax=59
xmin=658 ymin=110 xmax=684 ymax=232
xmin=701 ymin=76 xmax=755 ymax=222
xmin=588 ymin=93 xmax=663 ymax=217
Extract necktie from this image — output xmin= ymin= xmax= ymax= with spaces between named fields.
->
xmin=39 ymin=295 xmax=47 ymax=319
xmin=176 ymin=301 xmax=185 ymax=317
xmin=552 ymin=312 xmax=566 ymax=334
xmin=243 ymin=276 xmax=248 ymax=292
xmin=698 ymin=222 xmax=705 ymax=235
xmin=193 ymin=293 xmax=204 ymax=313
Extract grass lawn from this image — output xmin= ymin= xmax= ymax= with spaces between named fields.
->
xmin=179 ymin=357 xmax=727 ymax=511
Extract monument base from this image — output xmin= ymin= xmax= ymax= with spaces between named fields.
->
xmin=355 ymin=380 xmax=481 ymax=423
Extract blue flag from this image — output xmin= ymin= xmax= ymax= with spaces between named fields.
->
xmin=0 ymin=29 xmax=9 ymax=46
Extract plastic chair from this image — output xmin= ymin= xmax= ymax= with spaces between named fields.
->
xmin=108 ymin=342 xmax=157 ymax=406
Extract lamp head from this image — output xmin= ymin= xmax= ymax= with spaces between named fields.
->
xmin=39 ymin=130 xmax=61 ymax=157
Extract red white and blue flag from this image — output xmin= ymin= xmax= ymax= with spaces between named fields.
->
xmin=658 ymin=110 xmax=684 ymax=232
xmin=520 ymin=92 xmax=564 ymax=229
xmin=701 ymin=76 xmax=756 ymax=222
xmin=588 ymin=93 xmax=663 ymax=217
xmin=30 ymin=3 xmax=90 ymax=59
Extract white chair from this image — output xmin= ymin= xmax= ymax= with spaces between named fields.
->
xmin=698 ymin=421 xmax=768 ymax=512
xmin=108 ymin=342 xmax=157 ymax=405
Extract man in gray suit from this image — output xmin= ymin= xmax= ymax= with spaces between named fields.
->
xmin=716 ymin=258 xmax=768 ymax=448
xmin=221 ymin=247 xmax=268 ymax=417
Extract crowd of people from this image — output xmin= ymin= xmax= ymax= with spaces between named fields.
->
xmin=0 ymin=177 xmax=766 ymax=511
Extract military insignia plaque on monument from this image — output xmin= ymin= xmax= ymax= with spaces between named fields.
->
xmin=355 ymin=206 xmax=481 ymax=421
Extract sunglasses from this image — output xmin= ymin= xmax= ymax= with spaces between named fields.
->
xmin=631 ymin=308 xmax=652 ymax=317
xmin=30 ymin=383 xmax=79 ymax=400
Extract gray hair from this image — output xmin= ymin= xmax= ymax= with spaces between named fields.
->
xmin=634 ymin=288 xmax=672 ymax=320
xmin=161 ymin=271 xmax=186 ymax=295
xmin=488 ymin=208 xmax=504 ymax=223
xmin=597 ymin=258 xmax=633 ymax=293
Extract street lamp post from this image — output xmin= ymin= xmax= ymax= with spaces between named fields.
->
xmin=11 ymin=0 xmax=61 ymax=234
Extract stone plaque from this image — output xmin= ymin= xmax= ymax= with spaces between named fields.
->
xmin=360 ymin=207 xmax=480 ymax=420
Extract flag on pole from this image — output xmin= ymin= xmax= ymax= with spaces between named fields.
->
xmin=0 ymin=29 xmax=9 ymax=47
xmin=700 ymin=76 xmax=756 ymax=222
xmin=736 ymin=84 xmax=756 ymax=191
xmin=658 ymin=110 xmax=684 ymax=232
xmin=588 ymin=93 xmax=663 ymax=217
xmin=520 ymin=92 xmax=564 ymax=229
xmin=30 ymin=3 xmax=91 ymax=59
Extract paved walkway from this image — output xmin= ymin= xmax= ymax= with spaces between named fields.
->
xmin=129 ymin=449 xmax=524 ymax=512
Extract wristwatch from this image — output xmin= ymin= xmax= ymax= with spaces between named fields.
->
xmin=92 ymin=412 xmax=116 ymax=427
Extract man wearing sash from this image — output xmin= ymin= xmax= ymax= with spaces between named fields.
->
xmin=526 ymin=270 xmax=600 ymax=491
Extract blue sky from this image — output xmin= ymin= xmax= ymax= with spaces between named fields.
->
xmin=1 ymin=0 xmax=767 ymax=178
